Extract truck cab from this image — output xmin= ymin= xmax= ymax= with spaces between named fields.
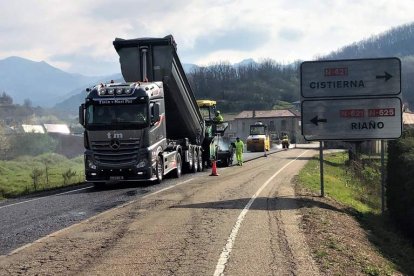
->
xmin=79 ymin=81 xmax=177 ymax=185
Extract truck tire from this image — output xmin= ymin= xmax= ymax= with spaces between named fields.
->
xmin=155 ymin=155 xmax=163 ymax=184
xmin=187 ymin=149 xmax=194 ymax=173
xmin=173 ymin=152 xmax=182 ymax=178
xmin=191 ymin=151 xmax=198 ymax=173
xmin=197 ymin=150 xmax=203 ymax=172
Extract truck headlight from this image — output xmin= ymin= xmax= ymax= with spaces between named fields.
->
xmin=98 ymin=87 xmax=106 ymax=95
xmin=87 ymin=159 xmax=97 ymax=170
xmin=136 ymin=159 xmax=147 ymax=168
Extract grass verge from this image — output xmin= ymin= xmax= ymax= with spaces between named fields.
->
xmin=0 ymin=153 xmax=84 ymax=200
xmin=297 ymin=151 xmax=414 ymax=275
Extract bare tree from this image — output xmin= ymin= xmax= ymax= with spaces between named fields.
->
xmin=0 ymin=125 xmax=10 ymax=159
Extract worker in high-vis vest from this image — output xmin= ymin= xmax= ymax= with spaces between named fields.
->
xmin=214 ymin=110 xmax=224 ymax=123
xmin=234 ymin=137 xmax=244 ymax=166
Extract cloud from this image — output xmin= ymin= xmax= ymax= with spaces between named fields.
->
xmin=87 ymin=0 xmax=185 ymax=19
xmin=50 ymin=50 xmax=120 ymax=77
xmin=0 ymin=0 xmax=413 ymax=75
xmin=278 ymin=28 xmax=303 ymax=42
xmin=180 ymin=28 xmax=269 ymax=61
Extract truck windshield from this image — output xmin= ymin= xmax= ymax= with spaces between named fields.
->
xmin=199 ymin=107 xmax=211 ymax=120
xmin=86 ymin=104 xmax=148 ymax=126
xmin=250 ymin=126 xmax=266 ymax=135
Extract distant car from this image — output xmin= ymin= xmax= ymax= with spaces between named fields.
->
xmin=213 ymin=136 xmax=235 ymax=167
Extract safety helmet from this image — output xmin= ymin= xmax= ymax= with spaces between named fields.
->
xmin=216 ymin=110 xmax=221 ymax=114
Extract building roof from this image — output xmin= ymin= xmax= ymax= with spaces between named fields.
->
xmin=223 ymin=113 xmax=239 ymax=122
xmin=234 ymin=109 xmax=299 ymax=119
xmin=43 ymin=124 xmax=71 ymax=134
xmin=403 ymin=112 xmax=414 ymax=126
xmin=21 ymin=124 xmax=45 ymax=134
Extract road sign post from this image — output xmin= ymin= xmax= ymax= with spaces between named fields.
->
xmin=320 ymin=141 xmax=324 ymax=197
xmin=300 ymin=57 xmax=402 ymax=199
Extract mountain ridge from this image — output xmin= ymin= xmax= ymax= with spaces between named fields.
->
xmin=0 ymin=56 xmax=114 ymax=107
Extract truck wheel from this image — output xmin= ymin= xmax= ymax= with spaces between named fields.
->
xmin=155 ymin=155 xmax=163 ymax=184
xmin=191 ymin=151 xmax=198 ymax=173
xmin=197 ymin=151 xmax=203 ymax=172
xmin=187 ymin=150 xmax=194 ymax=172
xmin=174 ymin=152 xmax=182 ymax=178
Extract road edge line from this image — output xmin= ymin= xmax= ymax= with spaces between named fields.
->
xmin=213 ymin=150 xmax=309 ymax=276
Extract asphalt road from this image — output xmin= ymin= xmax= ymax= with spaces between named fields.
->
xmin=0 ymin=145 xmax=298 ymax=256
xmin=0 ymin=145 xmax=320 ymax=275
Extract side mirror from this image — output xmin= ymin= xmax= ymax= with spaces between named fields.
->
xmin=79 ymin=104 xmax=85 ymax=126
xmin=152 ymin=103 xmax=160 ymax=124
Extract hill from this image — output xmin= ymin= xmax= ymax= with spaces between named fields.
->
xmin=323 ymin=22 xmax=414 ymax=109
xmin=188 ymin=60 xmax=299 ymax=112
xmin=324 ymin=23 xmax=414 ymax=60
xmin=0 ymin=57 xmax=110 ymax=107
xmin=53 ymin=73 xmax=123 ymax=114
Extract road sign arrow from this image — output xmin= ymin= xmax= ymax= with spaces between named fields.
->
xmin=376 ymin=71 xmax=392 ymax=82
xmin=310 ymin=116 xmax=327 ymax=126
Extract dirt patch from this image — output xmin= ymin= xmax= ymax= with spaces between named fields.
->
xmin=294 ymin=183 xmax=403 ymax=276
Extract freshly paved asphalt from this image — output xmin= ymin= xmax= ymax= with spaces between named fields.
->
xmin=0 ymin=144 xmax=315 ymax=255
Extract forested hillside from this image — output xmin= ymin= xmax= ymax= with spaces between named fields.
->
xmin=188 ymin=60 xmax=300 ymax=113
xmin=325 ymin=24 xmax=414 ymax=59
xmin=324 ymin=23 xmax=414 ymax=110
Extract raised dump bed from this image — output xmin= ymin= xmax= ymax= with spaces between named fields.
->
xmin=113 ymin=35 xmax=204 ymax=145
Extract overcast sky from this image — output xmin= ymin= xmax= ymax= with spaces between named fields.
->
xmin=1 ymin=0 xmax=413 ymax=76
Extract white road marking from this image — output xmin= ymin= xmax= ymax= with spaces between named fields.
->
xmin=141 ymin=178 xmax=194 ymax=199
xmin=6 ymin=178 xmax=194 ymax=256
xmin=213 ymin=150 xmax=309 ymax=276
xmin=0 ymin=186 xmax=94 ymax=210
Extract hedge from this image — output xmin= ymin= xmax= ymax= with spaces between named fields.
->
xmin=387 ymin=129 xmax=414 ymax=239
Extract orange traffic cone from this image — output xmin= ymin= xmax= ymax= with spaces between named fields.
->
xmin=210 ymin=160 xmax=219 ymax=176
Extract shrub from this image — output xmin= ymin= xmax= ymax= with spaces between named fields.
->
xmin=387 ymin=129 xmax=414 ymax=239
xmin=30 ymin=168 xmax=44 ymax=191
xmin=62 ymin=169 xmax=77 ymax=185
xmin=8 ymin=133 xmax=58 ymax=159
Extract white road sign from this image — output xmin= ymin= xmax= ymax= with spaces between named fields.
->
xmin=301 ymin=58 xmax=401 ymax=98
xmin=301 ymin=97 xmax=402 ymax=141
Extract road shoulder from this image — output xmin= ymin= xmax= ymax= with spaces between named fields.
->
xmin=295 ymin=182 xmax=401 ymax=276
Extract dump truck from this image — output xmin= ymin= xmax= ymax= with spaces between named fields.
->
xmin=79 ymin=35 xmax=208 ymax=186
xmin=246 ymin=122 xmax=271 ymax=152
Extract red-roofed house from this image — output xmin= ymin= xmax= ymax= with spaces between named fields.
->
xmin=226 ymin=109 xmax=302 ymax=143
xmin=403 ymin=112 xmax=414 ymax=128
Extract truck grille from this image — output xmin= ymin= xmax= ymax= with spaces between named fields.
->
xmin=91 ymin=139 xmax=140 ymax=166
